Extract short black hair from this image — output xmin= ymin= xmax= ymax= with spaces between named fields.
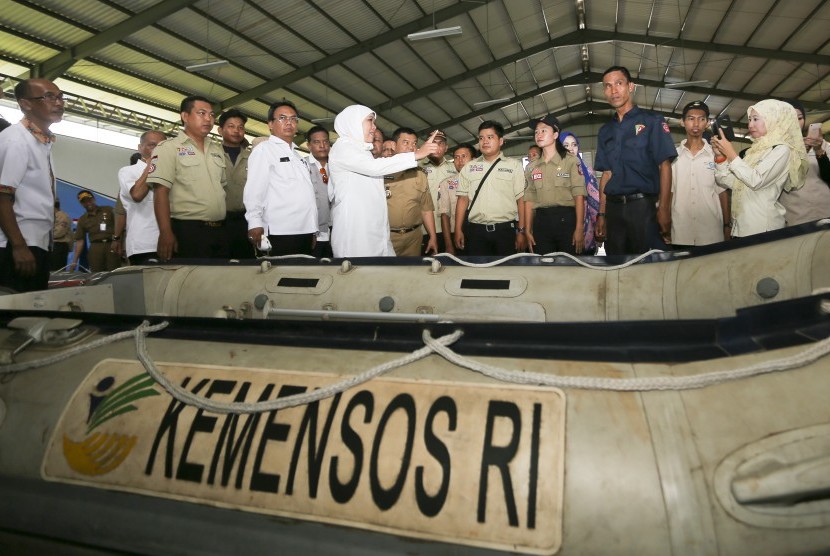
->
xmin=305 ymin=125 xmax=329 ymax=143
xmin=453 ymin=143 xmax=477 ymax=158
xmin=602 ymin=66 xmax=632 ymax=83
xmin=478 ymin=120 xmax=505 ymax=138
xmin=375 ymin=129 xmax=386 ymax=141
xmin=13 ymin=79 xmax=32 ymax=101
xmin=528 ymin=145 xmax=542 ymax=156
xmin=129 ymin=152 xmax=142 ymax=165
xmin=267 ymin=100 xmax=298 ymax=122
xmin=180 ymin=95 xmax=212 ymax=114
xmin=392 ymin=127 xmax=418 ymax=142
xmin=218 ymin=108 xmax=248 ymax=127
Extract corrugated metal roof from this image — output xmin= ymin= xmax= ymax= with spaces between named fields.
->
xmin=0 ymin=0 xmax=826 ymax=153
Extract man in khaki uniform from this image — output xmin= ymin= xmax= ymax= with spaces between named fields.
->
xmin=218 ymin=108 xmax=251 ymax=259
xmin=454 ymin=121 xmax=527 ymax=256
xmin=147 ymin=95 xmax=228 ymax=260
xmin=437 ymin=143 xmax=476 ymax=254
xmin=69 ymin=190 xmax=120 ymax=271
xmin=419 ymin=129 xmax=456 ymax=252
xmin=386 ymin=127 xmax=438 ymax=256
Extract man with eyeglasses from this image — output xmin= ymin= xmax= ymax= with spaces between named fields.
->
xmin=305 ymin=125 xmax=333 ymax=258
xmin=243 ymin=101 xmax=318 ymax=256
xmin=147 ymin=95 xmax=228 ymax=261
xmin=0 ymin=78 xmax=64 ymax=291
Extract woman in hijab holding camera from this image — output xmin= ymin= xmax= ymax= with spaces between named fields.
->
xmin=710 ymin=99 xmax=807 ymax=238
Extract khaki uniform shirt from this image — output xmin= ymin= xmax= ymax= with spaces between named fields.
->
xmin=146 ymin=133 xmax=227 ymax=221
xmin=53 ymin=210 xmax=73 ymax=245
xmin=420 ymin=158 xmax=456 ymax=234
xmin=223 ymin=146 xmax=250 ymax=213
xmin=524 ymin=153 xmax=586 ymax=207
xmin=74 ymin=206 xmax=115 ymax=242
xmin=437 ymin=175 xmax=461 ymax=230
xmin=457 ymin=154 xmax=525 ymax=224
xmin=385 ymin=168 xmax=434 ymax=229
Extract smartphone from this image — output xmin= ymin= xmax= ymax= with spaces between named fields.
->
xmin=808 ymin=123 xmax=822 ymax=139
xmin=711 ymin=115 xmax=735 ymax=142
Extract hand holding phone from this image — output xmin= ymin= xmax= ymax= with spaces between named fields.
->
xmin=807 ymin=123 xmax=821 ymax=140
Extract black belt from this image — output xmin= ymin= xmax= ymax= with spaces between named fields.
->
xmin=537 ymin=205 xmax=575 ymax=211
xmin=468 ymin=221 xmax=515 ymax=232
xmin=90 ymin=239 xmax=110 ymax=243
xmin=225 ymin=211 xmax=246 ymax=220
xmin=171 ymin=218 xmax=226 ymax=227
xmin=390 ymin=226 xmax=418 ymax=234
xmin=606 ymin=193 xmax=654 ymax=204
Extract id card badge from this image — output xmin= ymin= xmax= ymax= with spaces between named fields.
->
xmin=99 ymin=222 xmax=106 ymax=231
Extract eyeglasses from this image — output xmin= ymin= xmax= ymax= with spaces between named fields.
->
xmin=319 ymin=167 xmax=328 ymax=184
xmin=275 ymin=115 xmax=299 ymax=124
xmin=26 ymin=92 xmax=65 ymax=103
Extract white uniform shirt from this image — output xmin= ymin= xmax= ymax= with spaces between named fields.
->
xmin=715 ymin=145 xmax=790 ymax=237
xmin=118 ymin=160 xmax=159 ymax=258
xmin=671 ymin=139 xmax=724 ymax=245
xmin=244 ymin=136 xmax=318 ymax=236
xmin=0 ymin=122 xmax=55 ymax=250
xmin=329 ymin=139 xmax=418 ymax=257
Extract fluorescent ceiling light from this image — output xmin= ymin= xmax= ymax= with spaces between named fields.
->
xmin=473 ymin=97 xmax=512 ymax=108
xmin=311 ymin=117 xmax=333 ymax=123
xmin=664 ymin=80 xmax=711 ymax=88
xmin=407 ymin=26 xmax=462 ymax=41
xmin=186 ymin=60 xmax=230 ymax=72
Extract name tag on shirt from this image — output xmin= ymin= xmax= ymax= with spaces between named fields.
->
xmin=177 ymin=147 xmax=196 ymax=156
xmin=556 ymin=172 xmax=570 ymax=178
xmin=280 ymin=157 xmax=290 ymax=162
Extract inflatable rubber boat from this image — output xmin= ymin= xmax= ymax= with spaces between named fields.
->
xmin=0 ymin=220 xmax=829 ymax=555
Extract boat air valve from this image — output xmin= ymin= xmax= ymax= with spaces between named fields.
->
xmin=379 ymin=296 xmax=395 ymax=312
xmin=254 ymin=294 xmax=270 ymax=311
xmin=756 ymin=277 xmax=780 ymax=299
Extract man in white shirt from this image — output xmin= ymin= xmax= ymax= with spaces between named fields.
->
xmin=118 ymin=130 xmax=166 ymax=264
xmin=305 ymin=125 xmax=333 ymax=258
xmin=0 ymin=78 xmax=63 ymax=291
xmin=244 ymin=101 xmax=318 ymax=256
xmin=671 ymin=101 xmax=731 ymax=248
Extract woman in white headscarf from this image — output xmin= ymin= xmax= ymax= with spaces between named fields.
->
xmin=711 ymin=99 xmax=808 ymax=238
xmin=329 ymin=105 xmax=440 ymax=257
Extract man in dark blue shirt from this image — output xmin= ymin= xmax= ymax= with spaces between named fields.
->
xmin=594 ymin=66 xmax=677 ymax=255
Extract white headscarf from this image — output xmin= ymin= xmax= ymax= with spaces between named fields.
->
xmin=730 ymin=99 xmax=808 ymax=217
xmin=742 ymin=99 xmax=808 ymax=193
xmin=334 ymin=105 xmax=375 ymax=151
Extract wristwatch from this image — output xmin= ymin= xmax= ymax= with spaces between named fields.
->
xmin=723 ymin=221 xmax=732 ymax=228
xmin=112 ymin=235 xmax=122 ymax=241
xmin=516 ymin=227 xmax=526 ymax=233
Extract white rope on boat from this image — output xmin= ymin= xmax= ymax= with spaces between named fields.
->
xmin=134 ymin=322 xmax=464 ymax=414
xmin=420 ymin=330 xmax=830 ymax=391
xmin=423 ymin=248 xmax=667 ymax=270
xmin=0 ymin=321 xmax=170 ymax=374
xmin=6 ymin=319 xmax=829 ymax=412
